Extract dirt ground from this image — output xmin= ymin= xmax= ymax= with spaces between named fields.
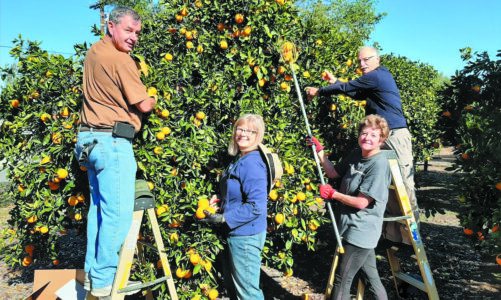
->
xmin=1 ymin=147 xmax=501 ymax=299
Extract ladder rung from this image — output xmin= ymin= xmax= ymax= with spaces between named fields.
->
xmin=118 ymin=276 xmax=173 ymax=294
xmin=383 ymin=215 xmax=411 ymax=222
xmin=393 ymin=272 xmax=427 ymax=292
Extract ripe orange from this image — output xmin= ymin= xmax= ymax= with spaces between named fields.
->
xmin=52 ymin=132 xmax=62 ymax=145
xmin=285 ymin=75 xmax=292 ymax=81
xmin=168 ymin=28 xmax=177 ymax=34
xmin=11 ymin=99 xmax=20 ymax=107
xmin=18 ymin=184 xmax=25 ymax=193
xmin=27 ymin=215 xmax=37 ymax=223
xmin=48 ymin=181 xmax=60 ymax=190
xmin=275 ymin=213 xmax=285 ymax=224
xmin=280 ymin=82 xmax=288 ymax=90
xmin=22 ymin=256 xmax=32 ymax=267
xmin=25 ymin=245 xmax=34 ymax=256
xmin=472 ymin=86 xmax=480 ymax=92
xmin=443 ymin=111 xmax=451 ymax=117
xmin=180 ymin=7 xmax=188 ymax=16
xmin=193 ymin=119 xmax=201 ymax=126
xmin=176 ymin=268 xmax=186 ymax=278
xmin=495 ymin=182 xmax=501 ymax=190
xmin=76 ymin=192 xmax=85 ymax=202
xmin=61 ymin=107 xmax=69 ymax=117
xmin=259 ymin=78 xmax=266 ymax=87
xmin=57 ymin=169 xmax=68 ymax=179
xmin=269 ymin=190 xmax=278 ymax=201
xmin=464 ymin=228 xmax=473 ymax=235
xmin=242 ymin=26 xmax=252 ymax=36
xmin=156 ymin=205 xmax=168 ymax=216
xmin=187 ymin=41 xmax=194 ymax=49
xmin=195 ymin=0 xmax=203 ymax=7
xmin=308 ymin=221 xmax=318 ymax=231
xmin=497 ymin=254 xmax=501 ymax=266
xmin=345 ymin=59 xmax=353 ymax=67
xmin=74 ymin=213 xmax=83 ymax=221
xmin=41 ymin=157 xmax=52 ymax=164
xmin=235 ymin=13 xmax=244 ymax=23
xmin=466 ymin=104 xmax=472 ymax=110
xmin=165 ymin=53 xmax=173 ymax=61
xmin=68 ymin=196 xmax=78 ymax=206
xmin=198 ymin=198 xmax=210 ymax=210
xmin=220 ymin=40 xmax=228 ymax=49
xmin=278 ymin=66 xmax=286 ymax=74
xmin=190 ymin=253 xmax=201 ymax=265
xmin=160 ymin=109 xmax=169 ymax=118
xmin=40 ymin=113 xmax=51 ymax=122
xmin=356 ymin=68 xmax=363 ymax=75
xmin=494 ymin=226 xmax=500 ymax=233
xmin=156 ymin=132 xmax=165 ymax=140
xmin=208 ymin=289 xmax=218 ymax=300
xmin=184 ymin=269 xmax=192 ymax=278
xmin=218 ymin=23 xmax=224 ymax=31
xmin=297 ymin=192 xmax=306 ymax=202
xmin=203 ymin=260 xmax=212 ymax=272
xmin=196 ymin=207 xmax=206 ymax=219
xmin=196 ymin=111 xmax=206 ymax=119
xmin=153 ymin=146 xmax=163 ymax=155
xmin=461 ymin=153 xmax=469 ymax=160
xmin=197 ymin=45 xmax=204 ymax=53
xmin=276 ymin=0 xmax=285 ymax=5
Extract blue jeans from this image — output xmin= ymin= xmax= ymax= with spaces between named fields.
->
xmin=74 ymin=131 xmax=136 ymax=289
xmin=226 ymin=231 xmax=266 ymax=300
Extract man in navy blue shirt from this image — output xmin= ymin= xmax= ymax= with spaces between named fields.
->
xmin=306 ymin=46 xmax=419 ymax=243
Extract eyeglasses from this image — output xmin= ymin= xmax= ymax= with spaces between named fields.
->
xmin=236 ymin=127 xmax=257 ymax=135
xmin=357 ymin=55 xmax=375 ymax=64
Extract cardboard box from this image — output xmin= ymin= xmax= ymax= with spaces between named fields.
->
xmin=28 ymin=269 xmax=86 ymax=300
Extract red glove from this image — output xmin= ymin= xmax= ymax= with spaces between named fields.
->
xmin=319 ymin=184 xmax=337 ymax=199
xmin=306 ymin=136 xmax=324 ymax=153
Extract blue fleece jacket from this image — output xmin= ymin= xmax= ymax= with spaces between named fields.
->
xmin=220 ymin=151 xmax=268 ymax=236
xmin=318 ymin=66 xmax=407 ymax=129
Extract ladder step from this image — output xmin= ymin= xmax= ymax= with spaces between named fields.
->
xmin=393 ymin=272 xmax=427 ymax=292
xmin=383 ymin=215 xmax=411 ymax=222
xmin=118 ymin=276 xmax=172 ymax=294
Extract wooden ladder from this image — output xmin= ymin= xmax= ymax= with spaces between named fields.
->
xmin=87 ymin=182 xmax=178 ymax=300
xmin=324 ymin=150 xmax=439 ymax=300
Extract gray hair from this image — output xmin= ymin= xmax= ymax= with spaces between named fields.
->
xmin=359 ymin=46 xmax=379 ymax=57
xmin=106 ymin=6 xmax=141 ymax=34
xmin=228 ymin=114 xmax=265 ymax=156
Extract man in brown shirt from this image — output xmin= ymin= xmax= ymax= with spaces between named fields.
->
xmin=74 ymin=6 xmax=155 ymax=297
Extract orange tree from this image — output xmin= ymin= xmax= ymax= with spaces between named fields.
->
xmin=0 ymin=0 xmax=443 ymax=298
xmin=437 ymin=48 xmax=501 ymax=253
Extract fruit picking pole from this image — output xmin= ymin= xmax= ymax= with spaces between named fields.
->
xmin=290 ymin=67 xmax=344 ymax=254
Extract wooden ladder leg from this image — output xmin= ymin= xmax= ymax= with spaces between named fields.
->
xmin=147 ymin=208 xmax=178 ymax=300
xmin=109 ymin=210 xmax=144 ymax=300
xmin=324 ymin=246 xmax=341 ymax=300
xmin=355 ymin=279 xmax=365 ymax=300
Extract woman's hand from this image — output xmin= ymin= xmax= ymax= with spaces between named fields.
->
xmin=319 ymin=184 xmax=337 ymax=199
xmin=306 ymin=136 xmax=324 ymax=153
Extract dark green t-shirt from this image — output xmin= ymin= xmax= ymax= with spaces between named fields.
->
xmin=334 ymin=149 xmax=391 ymax=248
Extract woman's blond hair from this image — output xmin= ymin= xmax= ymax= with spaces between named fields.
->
xmin=357 ymin=114 xmax=390 ymax=142
xmin=228 ymin=114 xmax=265 ymax=156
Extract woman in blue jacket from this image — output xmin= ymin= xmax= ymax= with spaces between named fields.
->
xmin=202 ymin=114 xmax=268 ymax=300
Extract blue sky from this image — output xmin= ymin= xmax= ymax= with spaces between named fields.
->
xmin=0 ymin=0 xmax=499 ymax=80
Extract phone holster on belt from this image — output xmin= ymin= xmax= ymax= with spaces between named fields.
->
xmin=112 ymin=122 xmax=135 ymax=139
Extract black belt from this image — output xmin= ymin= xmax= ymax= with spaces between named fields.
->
xmin=79 ymin=125 xmax=113 ymax=132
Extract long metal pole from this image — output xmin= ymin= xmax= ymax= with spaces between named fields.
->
xmin=290 ymin=67 xmax=344 ymax=253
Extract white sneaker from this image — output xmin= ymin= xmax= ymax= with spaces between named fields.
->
xmin=83 ymin=273 xmax=91 ymax=291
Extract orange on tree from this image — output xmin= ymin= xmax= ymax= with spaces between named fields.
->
xmin=195 ymin=0 xmax=202 ymax=8
xmin=68 ymin=196 xmax=78 ymax=206
xmin=443 ymin=111 xmax=451 ymax=117
xmin=153 ymin=146 xmax=163 ymax=155
xmin=275 ymin=213 xmax=285 ymax=224
xmin=208 ymin=289 xmax=218 ymax=300
xmin=472 ymin=86 xmax=480 ymax=92
xmin=61 ymin=107 xmax=70 ymax=117
xmin=11 ymin=99 xmax=20 ymax=108
xmin=496 ymin=182 xmax=501 ymax=190
xmin=464 ymin=228 xmax=473 ymax=235
xmin=40 ymin=113 xmax=51 ymax=122
xmin=197 ymin=45 xmax=204 ymax=53
xmin=156 ymin=131 xmax=165 ymax=140
xmin=18 ymin=184 xmax=25 ymax=193
xmin=180 ymin=7 xmax=188 ymax=16
xmin=235 ymin=13 xmax=244 ymax=23
xmin=196 ymin=207 xmax=206 ymax=219
xmin=220 ymin=40 xmax=228 ymax=50
xmin=25 ymin=245 xmax=34 ymax=256
xmin=27 ymin=215 xmax=37 ymax=223
xmin=242 ymin=26 xmax=252 ymax=36
xmin=198 ymin=198 xmax=210 ymax=210
xmin=196 ymin=111 xmax=206 ymax=119
xmin=190 ymin=253 xmax=201 ymax=265
xmin=187 ymin=41 xmax=194 ymax=49
xmin=269 ymin=190 xmax=278 ymax=201
xmin=165 ymin=53 xmax=173 ymax=61
xmin=76 ymin=192 xmax=85 ymax=202
xmin=57 ymin=168 xmax=68 ymax=179
xmin=218 ymin=23 xmax=224 ymax=31
xmin=160 ymin=109 xmax=169 ymax=118
xmin=280 ymin=82 xmax=288 ymax=90
xmin=284 ymin=268 xmax=293 ymax=277
xmin=176 ymin=268 xmax=187 ymax=278
xmin=22 ymin=256 xmax=32 ymax=267
xmin=258 ymin=78 xmax=266 ymax=87
xmin=497 ymin=254 xmax=501 ymax=266
xmin=296 ymin=192 xmax=306 ymax=202
xmin=170 ymin=232 xmax=179 ymax=242
xmin=74 ymin=213 xmax=83 ymax=221
xmin=278 ymin=66 xmax=286 ymax=74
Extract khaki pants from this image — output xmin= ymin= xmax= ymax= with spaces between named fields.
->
xmin=382 ymin=128 xmax=419 ymax=244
